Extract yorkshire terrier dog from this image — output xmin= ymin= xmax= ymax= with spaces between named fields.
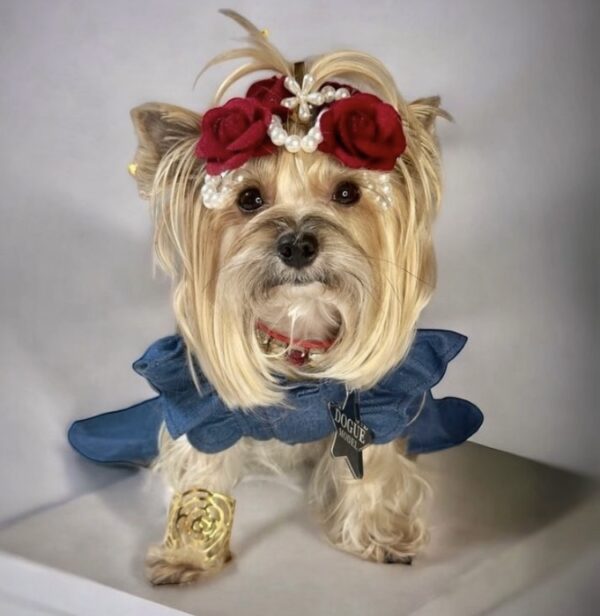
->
xmin=69 ymin=9 xmax=482 ymax=585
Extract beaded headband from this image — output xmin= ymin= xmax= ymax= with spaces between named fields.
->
xmin=195 ymin=66 xmax=406 ymax=209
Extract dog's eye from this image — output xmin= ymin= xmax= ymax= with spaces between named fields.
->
xmin=237 ymin=187 xmax=264 ymax=212
xmin=331 ymin=181 xmax=361 ymax=206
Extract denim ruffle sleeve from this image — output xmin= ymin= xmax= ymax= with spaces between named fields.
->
xmin=359 ymin=329 xmax=480 ymax=451
xmin=68 ymin=397 xmax=164 ymax=467
xmin=68 ymin=335 xmax=245 ymax=465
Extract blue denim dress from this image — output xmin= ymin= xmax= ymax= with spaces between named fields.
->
xmin=68 ymin=329 xmax=483 ymax=467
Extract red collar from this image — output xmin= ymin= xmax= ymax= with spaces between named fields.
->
xmin=256 ymin=320 xmax=335 ymax=366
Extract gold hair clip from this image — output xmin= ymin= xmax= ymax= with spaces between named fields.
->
xmin=128 ymin=162 xmax=138 ymax=176
xmin=164 ymin=488 xmax=235 ymax=569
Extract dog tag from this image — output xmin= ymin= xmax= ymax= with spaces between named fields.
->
xmin=328 ymin=391 xmax=373 ymax=479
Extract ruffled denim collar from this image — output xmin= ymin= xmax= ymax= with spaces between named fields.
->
xmin=68 ymin=329 xmax=483 ymax=467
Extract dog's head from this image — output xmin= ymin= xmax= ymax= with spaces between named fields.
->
xmin=130 ymin=11 xmax=447 ymax=408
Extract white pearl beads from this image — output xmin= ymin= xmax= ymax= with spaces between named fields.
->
xmin=334 ymin=87 xmax=350 ymax=100
xmin=300 ymin=135 xmax=318 ymax=152
xmin=267 ymin=114 xmax=325 ymax=153
xmin=321 ymin=85 xmax=336 ymax=103
xmin=285 ymin=135 xmax=301 ymax=153
xmin=267 ymin=73 xmax=355 ymax=153
xmin=271 ymin=127 xmax=287 ymax=146
xmin=361 ymin=172 xmax=394 ymax=209
xmin=201 ymin=172 xmax=244 ymax=209
xmin=298 ymin=106 xmax=312 ymax=122
xmin=280 ymin=73 xmax=353 ymax=124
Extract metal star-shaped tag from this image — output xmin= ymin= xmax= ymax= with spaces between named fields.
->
xmin=328 ymin=391 xmax=373 ymax=479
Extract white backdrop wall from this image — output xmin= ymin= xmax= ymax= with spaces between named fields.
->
xmin=0 ymin=0 xmax=598 ymax=524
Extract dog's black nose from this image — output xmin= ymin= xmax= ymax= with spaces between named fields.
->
xmin=276 ymin=232 xmax=319 ymax=269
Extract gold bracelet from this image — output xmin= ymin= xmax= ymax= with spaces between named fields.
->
xmin=164 ymin=488 xmax=235 ymax=569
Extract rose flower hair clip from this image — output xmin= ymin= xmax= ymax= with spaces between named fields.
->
xmin=196 ymin=67 xmax=406 ymax=209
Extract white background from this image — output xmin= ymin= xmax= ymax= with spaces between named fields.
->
xmin=0 ymin=0 xmax=598 ymax=526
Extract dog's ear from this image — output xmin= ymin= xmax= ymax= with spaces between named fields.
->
xmin=408 ymin=96 xmax=451 ymax=134
xmin=130 ymin=103 xmax=201 ymax=197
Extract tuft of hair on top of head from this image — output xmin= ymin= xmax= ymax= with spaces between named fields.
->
xmin=196 ymin=9 xmax=294 ymax=103
xmin=193 ymin=9 xmax=449 ymax=218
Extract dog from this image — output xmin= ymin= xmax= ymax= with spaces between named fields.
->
xmin=68 ymin=9 xmax=483 ymax=586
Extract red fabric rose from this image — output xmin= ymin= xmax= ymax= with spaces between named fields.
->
xmin=318 ymin=93 xmax=406 ymax=170
xmin=196 ymin=97 xmax=275 ymax=174
xmin=246 ymin=76 xmax=291 ymax=117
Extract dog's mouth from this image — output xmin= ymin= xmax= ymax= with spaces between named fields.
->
xmin=253 ymin=277 xmax=341 ymax=366
xmin=255 ymin=319 xmax=337 ymax=366
xmin=266 ymin=270 xmax=329 ymax=289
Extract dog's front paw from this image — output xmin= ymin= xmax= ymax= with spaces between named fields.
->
xmin=321 ymin=500 xmax=427 ymax=565
xmin=364 ymin=541 xmax=416 ymax=564
xmin=146 ymin=487 xmax=236 ymax=585
xmin=383 ymin=551 xmax=413 ymax=565
xmin=145 ymin=544 xmax=231 ymax=585
xmin=327 ymin=531 xmax=420 ymax=565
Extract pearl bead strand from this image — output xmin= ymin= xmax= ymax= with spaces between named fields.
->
xmin=268 ymin=114 xmax=324 ymax=153
xmin=200 ymin=171 xmax=245 ymax=209
xmin=361 ymin=172 xmax=394 ymax=209
xmin=280 ymin=74 xmax=351 ymax=124
xmin=270 ymin=74 xmax=352 ymax=153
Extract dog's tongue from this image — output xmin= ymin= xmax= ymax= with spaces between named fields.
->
xmin=287 ymin=348 xmax=310 ymax=366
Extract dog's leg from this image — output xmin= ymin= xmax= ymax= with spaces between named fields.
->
xmin=145 ymin=427 xmax=245 ymax=585
xmin=309 ymin=439 xmax=429 ymax=563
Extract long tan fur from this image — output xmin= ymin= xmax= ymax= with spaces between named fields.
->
xmin=131 ymin=10 xmax=445 ymax=584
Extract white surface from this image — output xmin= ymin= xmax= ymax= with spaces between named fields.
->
xmin=488 ymin=549 xmax=599 ymax=616
xmin=0 ymin=552 xmax=188 ymax=616
xmin=0 ymin=444 xmax=598 ymax=616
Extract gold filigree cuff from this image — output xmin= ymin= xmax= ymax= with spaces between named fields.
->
xmin=164 ymin=488 xmax=235 ymax=569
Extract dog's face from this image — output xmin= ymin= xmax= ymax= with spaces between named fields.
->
xmin=131 ymin=73 xmax=443 ymax=410
xmin=215 ymin=150 xmax=398 ymax=342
